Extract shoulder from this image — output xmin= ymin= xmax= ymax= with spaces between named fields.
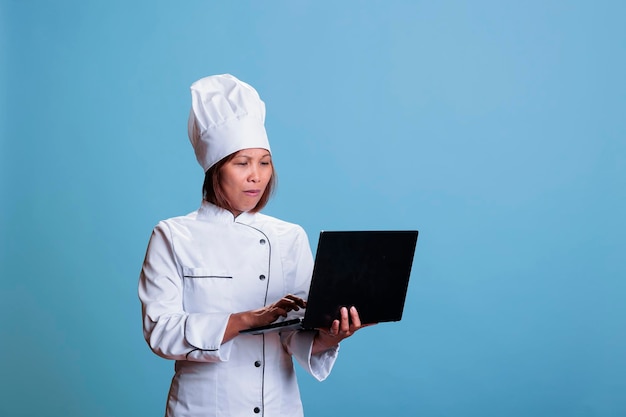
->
xmin=151 ymin=210 xmax=199 ymax=234
xmin=250 ymin=213 xmax=311 ymax=251
xmin=253 ymin=213 xmax=307 ymax=239
xmin=251 ymin=214 xmax=313 ymax=262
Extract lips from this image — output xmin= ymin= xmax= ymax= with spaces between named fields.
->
xmin=244 ymin=190 xmax=261 ymax=197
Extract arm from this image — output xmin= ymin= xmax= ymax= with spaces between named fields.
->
xmin=138 ymin=222 xmax=224 ymax=361
xmin=139 ymin=222 xmax=307 ymax=360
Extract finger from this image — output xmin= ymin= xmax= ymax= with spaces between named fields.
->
xmin=284 ymin=294 xmax=307 ymax=308
xmin=276 ymin=297 xmax=299 ymax=311
xmin=281 ymin=295 xmax=304 ymax=308
xmin=282 ymin=302 xmax=299 ymax=312
xmin=339 ymin=307 xmax=350 ymax=333
xmin=349 ymin=306 xmax=362 ymax=329
xmin=328 ymin=319 xmax=340 ymax=336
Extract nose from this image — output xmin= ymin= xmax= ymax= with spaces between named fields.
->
xmin=248 ymin=165 xmax=260 ymax=182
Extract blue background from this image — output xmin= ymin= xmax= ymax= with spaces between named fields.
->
xmin=2 ymin=1 xmax=625 ymax=416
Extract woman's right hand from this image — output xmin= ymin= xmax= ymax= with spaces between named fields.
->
xmin=222 ymin=294 xmax=306 ymax=343
xmin=246 ymin=294 xmax=307 ymax=328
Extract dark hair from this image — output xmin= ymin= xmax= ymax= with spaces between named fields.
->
xmin=202 ymin=152 xmax=277 ymax=213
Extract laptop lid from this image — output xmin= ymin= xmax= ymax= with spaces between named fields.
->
xmin=301 ymin=230 xmax=418 ymax=329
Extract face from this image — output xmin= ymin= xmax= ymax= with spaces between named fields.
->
xmin=219 ymin=148 xmax=273 ymax=216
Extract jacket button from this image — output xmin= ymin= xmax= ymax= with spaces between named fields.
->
xmin=254 ymin=360 xmax=262 ymax=367
xmin=254 ymin=407 xmax=261 ymax=413
xmin=259 ymin=274 xmax=266 ymax=281
xmin=259 ymin=239 xmax=266 ymax=245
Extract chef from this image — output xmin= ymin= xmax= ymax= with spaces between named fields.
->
xmin=138 ymin=74 xmax=365 ymax=417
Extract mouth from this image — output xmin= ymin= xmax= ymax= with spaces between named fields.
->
xmin=244 ymin=190 xmax=261 ymax=197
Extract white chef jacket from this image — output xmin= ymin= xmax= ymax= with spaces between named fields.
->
xmin=139 ymin=201 xmax=339 ymax=417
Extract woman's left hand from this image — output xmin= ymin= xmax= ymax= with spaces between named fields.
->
xmin=312 ymin=306 xmax=372 ymax=354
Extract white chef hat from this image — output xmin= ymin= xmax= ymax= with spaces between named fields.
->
xmin=188 ymin=74 xmax=271 ymax=172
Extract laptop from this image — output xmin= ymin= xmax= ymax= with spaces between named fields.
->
xmin=239 ymin=230 xmax=419 ymax=335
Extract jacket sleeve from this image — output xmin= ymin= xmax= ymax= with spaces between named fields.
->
xmin=279 ymin=226 xmax=339 ymax=381
xmin=138 ymin=221 xmax=233 ymax=362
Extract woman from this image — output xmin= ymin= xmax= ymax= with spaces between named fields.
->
xmin=139 ymin=74 xmax=364 ymax=417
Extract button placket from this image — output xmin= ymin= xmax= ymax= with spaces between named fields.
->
xmin=252 ymin=234 xmax=268 ymax=417
xmin=258 ymin=236 xmax=269 ymax=283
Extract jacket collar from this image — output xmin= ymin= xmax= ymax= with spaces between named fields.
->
xmin=197 ymin=200 xmax=256 ymax=225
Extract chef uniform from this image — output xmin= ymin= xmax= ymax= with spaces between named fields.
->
xmin=139 ymin=74 xmax=339 ymax=417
